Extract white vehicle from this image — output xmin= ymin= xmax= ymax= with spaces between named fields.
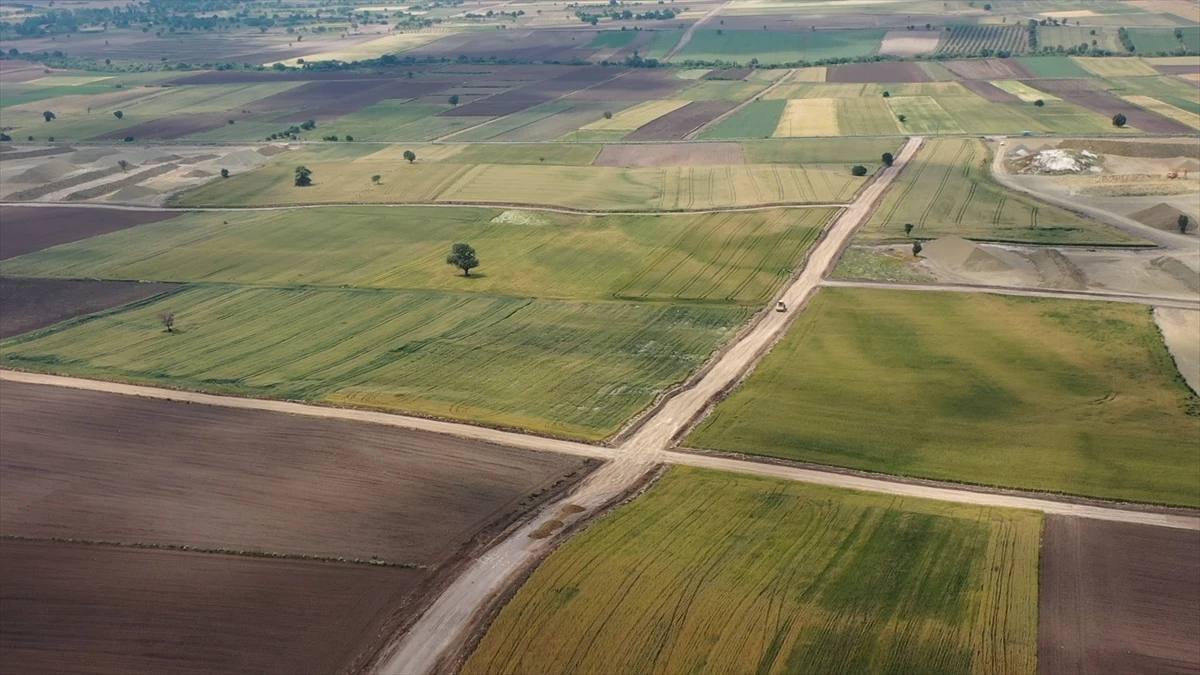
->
xmin=775 ymin=301 xmax=787 ymax=312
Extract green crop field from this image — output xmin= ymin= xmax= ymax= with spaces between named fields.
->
xmin=742 ymin=137 xmax=903 ymax=163
xmin=835 ymin=97 xmax=901 ymax=135
xmin=0 ymin=286 xmax=750 ymax=439
xmin=672 ymin=29 xmax=885 ymax=66
xmin=864 ymin=138 xmax=1144 ymax=245
xmin=687 ymin=288 xmax=1200 ymax=506
xmin=1 ymin=206 xmax=831 ymax=305
xmin=644 ymin=29 xmax=684 ymax=60
xmin=588 ymin=31 xmax=638 ymax=48
xmin=885 ymin=96 xmax=963 ymax=134
xmin=463 ymin=465 xmax=1041 ymax=675
xmin=1016 ymin=56 xmax=1093 ymax=78
xmin=1036 ymin=27 xmax=1124 ymax=53
xmin=1127 ymin=27 xmax=1197 ymax=54
xmin=697 ymin=100 xmax=785 ymax=138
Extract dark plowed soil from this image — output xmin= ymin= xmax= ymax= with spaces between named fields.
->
xmin=565 ymin=69 xmax=687 ymax=100
xmin=1025 ymin=79 xmax=1196 ymax=134
xmin=88 ymin=113 xmax=231 ymax=140
xmin=1039 ymin=516 xmax=1200 ymax=675
xmin=0 ymin=381 xmax=594 ymax=566
xmin=262 ymin=80 xmax=451 ymax=120
xmin=623 ymin=100 xmax=738 ymax=141
xmin=704 ymin=68 xmax=752 ymax=80
xmin=1156 ymin=65 xmax=1200 ymax=76
xmin=944 ymin=58 xmax=1034 ymax=80
xmin=0 ymin=205 xmax=181 ymax=260
xmin=960 ymin=79 xmax=1022 ymax=102
xmin=440 ymin=67 xmax=619 ymax=117
xmin=827 ymin=62 xmax=932 ymax=83
xmin=0 ymin=278 xmax=178 ymax=338
xmin=0 ymin=541 xmax=424 ymax=675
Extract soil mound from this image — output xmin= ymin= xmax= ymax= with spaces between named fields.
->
xmin=1151 ymin=256 xmax=1200 ymax=293
xmin=1029 ymin=249 xmax=1087 ymax=291
xmin=1130 ymin=202 xmax=1193 ymax=232
xmin=257 ymin=145 xmax=289 ymax=156
xmin=1176 ymin=159 xmax=1200 ymax=173
xmin=185 ymin=168 xmax=213 ymax=178
xmin=921 ymin=235 xmax=1014 ymax=273
xmin=219 ymin=149 xmax=266 ymax=171
xmin=107 ymin=185 xmax=159 ymax=202
xmin=11 ymin=159 xmax=79 ymax=183
xmin=70 ymin=148 xmax=119 ymax=163
xmin=1057 ymin=139 xmax=1200 ymax=160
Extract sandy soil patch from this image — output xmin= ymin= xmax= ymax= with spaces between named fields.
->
xmin=1130 ymin=202 xmax=1198 ymax=233
xmin=594 ymin=142 xmax=744 ymax=167
xmin=878 ymin=30 xmax=941 ymax=57
xmin=1180 ymin=73 xmax=1200 ymax=82
xmin=1155 ymin=307 xmax=1200 ymax=394
xmin=1039 ymin=517 xmax=1200 ymax=675
xmin=774 ymin=98 xmax=838 ymax=137
xmin=787 ymin=67 xmax=827 ymax=83
xmin=991 ymin=80 xmax=1059 ymax=102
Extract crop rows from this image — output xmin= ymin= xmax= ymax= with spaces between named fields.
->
xmin=464 ymin=466 xmax=1040 ymax=674
xmin=935 ymin=25 xmax=1029 ymax=56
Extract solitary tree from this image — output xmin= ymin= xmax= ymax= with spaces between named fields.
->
xmin=912 ymin=240 xmax=923 ymax=256
xmin=123 ymin=136 xmax=135 ymax=142
xmin=897 ymin=113 xmax=907 ymax=123
xmin=158 ymin=311 xmax=176 ymax=333
xmin=446 ymin=243 xmax=479 ymax=277
xmin=117 ymin=159 xmax=130 ymax=172
xmin=371 ymin=174 xmax=382 ymax=184
xmin=113 ymin=110 xmax=124 ymax=119
xmin=294 ymin=165 xmax=313 ymax=187
xmin=0 ymin=133 xmax=10 ymax=142
xmin=882 ymin=90 xmax=890 ymax=98
xmin=603 ymin=110 xmax=613 ymax=119
xmin=221 ymin=168 xmax=230 ymax=178
xmin=1180 ymin=214 xmax=1191 ymax=234
xmin=1112 ymin=113 xmax=1127 ymax=127
xmin=448 ymin=94 xmax=460 ymax=106
xmin=42 ymin=110 xmax=55 ymax=122
xmin=851 ymin=165 xmax=868 ymax=177
xmin=904 ymin=223 xmax=914 ymax=236
xmin=882 ymin=152 xmax=894 ymax=167
xmin=345 ymin=135 xmax=354 ymax=141
xmin=403 ymin=149 xmax=416 ymax=163
xmin=1034 ymin=99 xmax=1045 ymax=107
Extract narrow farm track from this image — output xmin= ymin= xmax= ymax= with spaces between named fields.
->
xmin=823 ymin=279 xmax=1200 ymax=310
xmin=661 ymin=0 xmax=730 ymax=61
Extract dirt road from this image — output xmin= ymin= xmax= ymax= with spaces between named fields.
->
xmin=661 ymin=1 xmax=729 ymax=61
xmin=823 ymin=279 xmax=1200 ymax=311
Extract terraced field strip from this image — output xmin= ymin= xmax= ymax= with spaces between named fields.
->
xmin=935 ymin=25 xmax=1029 ymax=56
xmin=773 ymin=99 xmax=839 ymax=137
xmin=1122 ymin=95 xmax=1200 ymax=129
xmin=884 ymin=96 xmax=963 ymax=134
xmin=864 ymin=137 xmax=1144 ymax=245
xmin=0 ymin=286 xmax=751 ymax=440
xmin=1070 ymin=57 xmax=1160 ymax=78
xmin=580 ymin=100 xmax=689 ymax=131
xmin=990 ymin=80 xmax=1060 ymax=102
xmin=687 ymin=287 xmax=1200 ymax=507
xmin=463 ymin=466 xmax=1041 ymax=675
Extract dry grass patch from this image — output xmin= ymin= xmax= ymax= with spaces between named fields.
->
xmin=1070 ymin=57 xmax=1160 ymax=78
xmin=1123 ymin=95 xmax=1200 ymax=129
xmin=990 ymin=80 xmax=1060 ymax=102
xmin=879 ymin=30 xmax=941 ymax=57
xmin=774 ymin=98 xmax=839 ymax=137
xmin=580 ymin=100 xmax=689 ymax=131
xmin=787 ymin=66 xmax=827 ymax=82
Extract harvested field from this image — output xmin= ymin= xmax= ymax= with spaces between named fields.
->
xmin=0 ymin=541 xmax=425 ymax=675
xmin=1027 ymin=79 xmax=1196 ymax=134
xmin=88 ymin=112 xmax=230 ymax=141
xmin=0 ymin=278 xmax=177 ymax=338
xmin=943 ymin=59 xmax=1035 ymax=81
xmin=623 ymin=101 xmax=738 ymax=141
xmin=826 ymin=61 xmax=933 ymax=83
xmin=1040 ymin=517 xmax=1200 ymax=675
xmin=1072 ymin=57 xmax=1160 ymax=78
xmin=1158 ymin=64 xmax=1200 ymax=76
xmin=960 ymin=79 xmax=1022 ymax=103
xmin=564 ymin=69 xmax=687 ymax=101
xmin=0 ymin=205 xmax=182 ymax=259
xmin=990 ymin=80 xmax=1057 ymax=103
xmin=1056 ymin=138 xmax=1200 ymax=160
xmin=581 ymin=100 xmax=689 ymax=131
xmin=878 ymin=30 xmax=941 ymax=57
xmin=774 ymin=98 xmax=839 ymax=136
xmin=1123 ymin=95 xmax=1200 ymax=129
xmin=703 ymin=68 xmax=751 ymax=80
xmin=464 ymin=466 xmax=1040 ymax=675
xmin=593 ymin=142 xmax=744 ymax=167
xmin=0 ymin=381 xmax=592 ymax=563
xmin=687 ymin=288 xmax=1200 ymax=506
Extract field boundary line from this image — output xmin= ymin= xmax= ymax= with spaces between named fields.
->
xmin=684 ymin=68 xmax=795 ymax=140
xmin=822 ymin=279 xmax=1200 ymax=310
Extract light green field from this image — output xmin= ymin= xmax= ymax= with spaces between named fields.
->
xmin=1127 ymin=27 xmax=1196 ymax=54
xmin=673 ymin=28 xmax=886 ymax=65
xmin=742 ymin=137 xmax=903 ymax=164
xmin=932 ymin=95 xmax=1128 ymax=136
xmin=886 ymin=96 xmax=962 ymax=134
xmin=991 ymin=80 xmax=1060 ymax=103
xmin=864 ymin=138 xmax=1143 ymax=245
xmin=671 ymin=79 xmax=768 ymax=101
xmin=297 ymin=100 xmax=451 ymax=141
xmin=0 ymin=286 xmax=750 ymax=439
xmin=444 ymin=101 xmax=574 ymax=141
xmin=688 ymin=288 xmax=1200 ymax=506
xmin=1071 ymin=57 xmax=1161 ymax=77
xmin=1 ymin=206 xmax=830 ymax=305
xmin=644 ymin=28 xmax=684 ymax=60
xmin=172 ymin=160 xmax=867 ymax=210
xmin=1016 ymin=56 xmax=1093 ymax=78
xmin=836 ymin=97 xmax=901 ymax=135
xmin=463 ymin=465 xmax=1041 ymax=675
xmin=1038 ymin=27 xmax=1124 ymax=53
xmin=696 ymin=99 xmax=785 ymax=139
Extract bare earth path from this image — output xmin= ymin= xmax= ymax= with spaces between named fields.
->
xmin=823 ymin=279 xmax=1200 ymax=310
xmin=661 ymin=1 xmax=730 ymax=61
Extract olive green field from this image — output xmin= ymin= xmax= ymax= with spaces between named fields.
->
xmin=463 ymin=465 xmax=1041 ymax=675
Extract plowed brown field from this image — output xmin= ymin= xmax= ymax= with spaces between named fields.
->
xmin=0 ymin=278 xmax=177 ymax=338
xmin=0 ymin=206 xmax=181 ymax=260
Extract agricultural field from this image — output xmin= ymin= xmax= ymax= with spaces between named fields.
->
xmin=863 ymin=138 xmax=1145 ymax=245
xmin=1016 ymin=56 xmax=1094 ymax=78
xmin=774 ymin=99 xmax=839 ymax=136
xmin=0 ymin=205 xmax=182 ymax=260
xmin=0 ymin=380 xmax=591 ymax=672
xmin=579 ymin=100 xmax=688 ymax=131
xmin=687 ymin=288 xmax=1200 ymax=507
xmin=1122 ymin=95 xmax=1200 ymax=128
xmin=696 ymin=99 xmax=786 ymax=139
xmin=0 ymin=278 xmax=178 ymax=339
xmin=671 ymin=29 xmax=886 ymax=66
xmin=884 ymin=96 xmax=962 ymax=134
xmin=0 ymin=286 xmax=752 ymax=439
xmin=1127 ymin=27 xmax=1200 ymax=54
xmin=0 ymin=206 xmax=831 ymax=305
xmin=934 ymin=25 xmax=1029 ymax=57
xmin=464 ymin=466 xmax=1040 ymax=675
xmin=741 ymin=137 xmax=903 ymax=164
xmin=1037 ymin=27 xmax=1124 ymax=53
xmin=1072 ymin=57 xmax=1162 ymax=77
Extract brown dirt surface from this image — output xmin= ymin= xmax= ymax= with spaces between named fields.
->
xmin=87 ymin=112 xmax=231 ymax=140
xmin=0 ymin=205 xmax=182 ymax=260
xmin=703 ymin=68 xmax=751 ymax=80
xmin=0 ymin=540 xmax=424 ymax=675
xmin=257 ymin=80 xmax=451 ymax=120
xmin=0 ymin=278 xmax=177 ymax=338
xmin=944 ymin=58 xmax=1034 ymax=80
xmin=0 ymin=381 xmax=593 ymax=565
xmin=961 ymin=79 xmax=1022 ymax=102
xmin=1039 ymin=516 xmax=1200 ymax=675
xmin=1026 ymin=79 xmax=1195 ymax=134
xmin=593 ymin=142 xmax=744 ymax=167
xmin=623 ymin=100 xmax=738 ymax=141
xmin=1156 ymin=65 xmax=1200 ymax=76
xmin=441 ymin=67 xmax=619 ymax=117
xmin=1131 ymin=202 xmax=1195 ymax=232
xmin=826 ymin=62 xmax=933 ymax=83
xmin=565 ymin=69 xmax=687 ymax=101
xmin=1056 ymin=138 xmax=1200 ymax=160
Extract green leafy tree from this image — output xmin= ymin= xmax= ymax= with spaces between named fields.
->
xmin=371 ymin=174 xmax=382 ymax=184
xmin=851 ymin=165 xmax=868 ymax=177
xmin=904 ymin=223 xmax=913 ymax=236
xmin=897 ymin=114 xmax=907 ymax=123
xmin=882 ymin=152 xmax=894 ymax=167
xmin=158 ymin=311 xmax=175 ymax=333
xmin=403 ymin=150 xmax=416 ymax=163
xmin=882 ymin=90 xmax=890 ymax=98
xmin=1034 ymin=99 xmax=1045 ymax=107
xmin=448 ymin=94 xmax=460 ymax=106
xmin=1180 ymin=214 xmax=1191 ymax=234
xmin=221 ymin=168 xmax=230 ymax=178
xmin=603 ymin=110 xmax=613 ymax=119
xmin=294 ymin=165 xmax=313 ymax=187
xmin=1112 ymin=113 xmax=1127 ymax=127
xmin=117 ymin=159 xmax=130 ymax=172
xmin=113 ymin=110 xmax=124 ymax=119
xmin=912 ymin=240 xmax=923 ymax=256
xmin=42 ymin=110 xmax=56 ymax=122
xmin=446 ymin=243 xmax=479 ymax=277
